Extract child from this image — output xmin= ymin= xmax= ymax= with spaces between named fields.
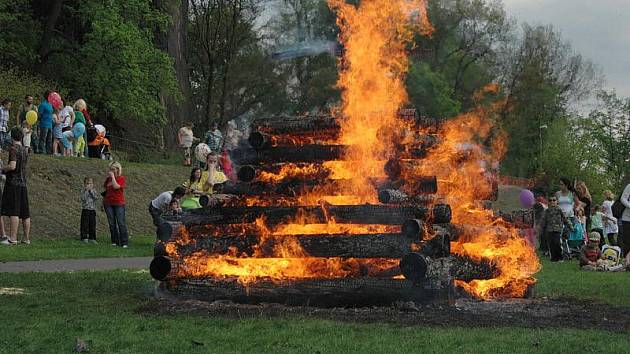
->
xmin=538 ymin=194 xmax=573 ymax=262
xmin=80 ymin=177 xmax=98 ymax=243
xmin=579 ymin=232 xmax=604 ymax=271
xmin=21 ymin=120 xmax=32 ymax=153
xmin=590 ymin=205 xmax=616 ymax=247
xmin=52 ymin=110 xmax=63 ymax=155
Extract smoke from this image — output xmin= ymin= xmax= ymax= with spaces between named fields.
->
xmin=271 ymin=40 xmax=341 ymax=61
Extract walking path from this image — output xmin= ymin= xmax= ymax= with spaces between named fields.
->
xmin=0 ymin=257 xmax=152 ymax=273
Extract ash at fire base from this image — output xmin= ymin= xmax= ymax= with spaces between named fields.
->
xmin=150 ymin=0 xmax=539 ymax=306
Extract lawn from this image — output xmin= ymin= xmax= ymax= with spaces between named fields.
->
xmin=536 ymin=257 xmax=630 ymax=307
xmin=1 ymin=257 xmax=630 ymax=353
xmin=1 ymin=270 xmax=629 ymax=354
xmin=0 ymin=235 xmax=154 ymax=261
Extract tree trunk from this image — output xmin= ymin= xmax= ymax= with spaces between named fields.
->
xmin=154 ymin=0 xmax=192 ymax=148
xmin=34 ymin=0 xmax=64 ymax=73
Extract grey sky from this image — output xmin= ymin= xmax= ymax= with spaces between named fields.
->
xmin=502 ymin=0 xmax=630 ymax=99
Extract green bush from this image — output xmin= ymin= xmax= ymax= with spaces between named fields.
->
xmin=0 ymin=67 xmax=67 ymax=127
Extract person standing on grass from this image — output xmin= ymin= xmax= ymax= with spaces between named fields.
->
xmin=80 ymin=177 xmax=98 ymax=243
xmin=103 ymin=161 xmax=129 ymax=248
xmin=602 ymin=190 xmax=619 ymax=246
xmin=178 ymin=122 xmax=199 ymax=166
xmin=38 ymin=90 xmax=54 ymax=154
xmin=575 ymin=180 xmax=592 ymax=230
xmin=619 ymin=181 xmax=630 ymax=257
xmin=204 ymin=121 xmax=223 ymax=153
xmin=72 ymin=99 xmax=88 ymax=157
xmin=0 ymin=127 xmax=31 ymax=245
xmin=0 ymin=99 xmax=12 ymax=148
xmin=16 ymin=95 xmax=38 ymax=153
xmin=538 ymin=194 xmax=573 ymax=262
xmin=148 ymin=187 xmax=186 ymax=240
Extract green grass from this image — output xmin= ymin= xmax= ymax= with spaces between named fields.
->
xmin=0 ymin=271 xmax=629 ymax=354
xmin=0 ymin=235 xmax=154 ymax=261
xmin=535 ymin=257 xmax=630 ymax=306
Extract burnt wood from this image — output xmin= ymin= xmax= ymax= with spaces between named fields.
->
xmin=251 ymin=114 xmax=341 ymax=135
xmin=170 ymin=204 xmax=452 ymax=226
xmin=399 ymin=253 xmax=497 ymax=285
xmin=173 ymin=232 xmax=420 ymax=259
xmin=161 ymin=277 xmax=453 ymax=306
xmin=232 ymin=145 xmax=346 ymax=165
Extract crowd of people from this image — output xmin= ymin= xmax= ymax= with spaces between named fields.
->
xmin=0 ymin=92 xmax=112 ymax=159
xmin=534 ymin=177 xmax=630 ymax=271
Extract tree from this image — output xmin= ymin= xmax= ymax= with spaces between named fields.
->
xmin=496 ymin=24 xmax=602 ymax=176
xmin=587 ymin=90 xmax=630 ymax=190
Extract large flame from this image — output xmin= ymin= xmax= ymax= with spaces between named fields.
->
xmin=326 ymin=0 xmax=433 ymax=203
xmin=407 ymin=86 xmax=541 ymax=298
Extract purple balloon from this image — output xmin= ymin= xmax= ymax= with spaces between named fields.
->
xmin=519 ymin=189 xmax=535 ymax=208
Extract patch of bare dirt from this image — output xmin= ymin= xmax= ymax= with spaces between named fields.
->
xmin=144 ymin=289 xmax=630 ymax=333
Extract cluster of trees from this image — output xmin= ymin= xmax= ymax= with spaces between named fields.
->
xmin=0 ymin=0 xmax=627 ymax=192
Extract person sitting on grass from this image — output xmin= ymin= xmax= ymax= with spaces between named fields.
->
xmin=579 ymin=232 xmax=603 ymax=271
xmin=538 ymin=194 xmax=573 ymax=262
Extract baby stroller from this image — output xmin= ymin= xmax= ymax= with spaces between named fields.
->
xmin=87 ymin=124 xmax=112 ymax=160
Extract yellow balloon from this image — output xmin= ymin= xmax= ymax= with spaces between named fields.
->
xmin=26 ymin=110 xmax=38 ymax=125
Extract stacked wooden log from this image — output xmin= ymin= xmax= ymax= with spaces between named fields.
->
xmin=151 ymin=111 xmax=501 ymax=307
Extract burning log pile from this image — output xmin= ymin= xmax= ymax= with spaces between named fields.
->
xmin=150 ymin=110 xmax=510 ymax=307
xmin=150 ymin=0 xmax=539 ymax=307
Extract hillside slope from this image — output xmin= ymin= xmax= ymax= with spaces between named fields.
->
xmin=17 ymin=155 xmax=190 ymax=239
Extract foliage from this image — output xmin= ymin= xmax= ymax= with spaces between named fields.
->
xmin=406 ymin=60 xmax=460 ymax=118
xmin=60 ymin=1 xmax=178 ymax=124
xmin=0 ymin=67 xmax=66 ymax=126
xmin=0 ymin=0 xmax=178 ymax=127
xmin=586 ymin=90 xmax=630 ymax=191
xmin=498 ymin=24 xmax=602 ymax=177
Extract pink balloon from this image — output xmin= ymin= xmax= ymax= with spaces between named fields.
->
xmin=519 ymin=189 xmax=535 ymax=208
xmin=48 ymin=92 xmax=62 ymax=110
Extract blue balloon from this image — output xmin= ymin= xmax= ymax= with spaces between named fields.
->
xmin=72 ymin=122 xmax=85 ymax=138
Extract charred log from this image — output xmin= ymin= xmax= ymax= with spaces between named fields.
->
xmin=160 ymin=276 xmax=452 ymax=307
xmin=399 ymin=253 xmax=497 ymax=285
xmin=232 ymin=145 xmax=345 ymax=165
xmin=248 ymin=131 xmax=340 ymax=150
xmin=172 ymin=204 xmax=452 ymax=226
xmin=173 ymin=232 xmax=421 ymax=259
xmin=218 ymin=178 xmax=375 ymax=196
xmin=251 ymin=114 xmax=341 ymax=135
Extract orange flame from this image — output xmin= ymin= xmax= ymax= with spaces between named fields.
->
xmin=327 ymin=0 xmax=434 ymax=203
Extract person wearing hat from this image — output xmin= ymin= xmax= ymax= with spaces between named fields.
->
xmin=579 ymin=232 xmax=604 ymax=271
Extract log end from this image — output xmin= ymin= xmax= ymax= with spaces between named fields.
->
xmin=237 ymin=165 xmax=256 ymax=182
xmin=248 ymin=131 xmax=267 ymax=149
xmin=150 ymin=256 xmax=172 ymax=281
xmin=399 ymin=252 xmax=427 ymax=283
xmin=402 ymin=219 xmax=425 ymax=241
xmin=432 ymin=204 xmax=452 ymax=224
xmin=417 ymin=176 xmax=438 ymax=194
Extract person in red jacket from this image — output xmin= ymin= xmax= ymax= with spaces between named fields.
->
xmin=103 ymin=161 xmax=129 ymax=247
